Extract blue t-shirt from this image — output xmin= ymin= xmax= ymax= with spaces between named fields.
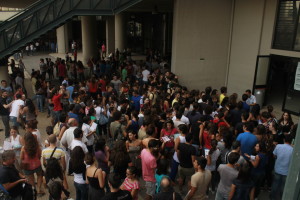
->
xmin=131 ymin=96 xmax=141 ymax=111
xmin=273 ymin=144 xmax=293 ymax=175
xmin=68 ymin=112 xmax=79 ymax=123
xmin=242 ymin=102 xmax=250 ymax=113
xmin=237 ymin=132 xmax=257 ymax=159
xmin=66 ymin=86 xmax=74 ymax=103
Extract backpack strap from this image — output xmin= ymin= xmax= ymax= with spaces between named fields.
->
xmin=50 ymin=147 xmax=57 ymax=159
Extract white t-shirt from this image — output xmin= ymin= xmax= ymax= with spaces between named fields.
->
xmin=95 ymin=106 xmax=105 ymax=121
xmin=142 ymin=69 xmax=150 ymax=82
xmin=32 ymin=129 xmax=44 ymax=149
xmin=70 ymin=139 xmax=88 ymax=154
xmin=9 ymin=99 xmax=24 ymax=117
xmin=82 ymin=123 xmax=94 ymax=146
xmin=172 ymin=115 xmax=190 ymax=125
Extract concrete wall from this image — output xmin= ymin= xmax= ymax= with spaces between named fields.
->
xmin=227 ymin=0 xmax=266 ymax=96
xmin=0 ymin=11 xmax=18 ymax=21
xmin=171 ymin=0 xmax=233 ymax=91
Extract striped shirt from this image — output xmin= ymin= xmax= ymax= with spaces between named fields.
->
xmin=122 ymin=177 xmax=139 ymax=200
xmin=42 ymin=147 xmax=65 ymax=160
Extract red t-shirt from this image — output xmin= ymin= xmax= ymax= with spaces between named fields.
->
xmin=203 ymin=130 xmax=212 ymax=149
xmin=99 ymin=79 xmax=106 ymax=92
xmin=52 ymin=94 xmax=62 ymax=111
xmin=161 ymin=128 xmax=177 ymax=147
xmin=58 ymin=64 xmax=66 ymax=77
xmin=89 ymin=82 xmax=98 ymax=93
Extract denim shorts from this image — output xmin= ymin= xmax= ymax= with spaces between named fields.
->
xmin=23 ymin=166 xmax=43 ymax=176
xmin=145 ymin=181 xmax=156 ymax=196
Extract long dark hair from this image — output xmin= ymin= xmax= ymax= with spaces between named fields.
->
xmin=94 ymin=138 xmax=106 ymax=152
xmin=25 ymin=99 xmax=36 ymax=114
xmin=110 ymin=141 xmax=129 ymax=168
xmin=237 ymin=163 xmax=251 ymax=183
xmin=24 ymin=132 xmax=38 ymax=158
xmin=71 ymin=146 xmax=85 ymax=173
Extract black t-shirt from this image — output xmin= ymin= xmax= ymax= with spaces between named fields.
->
xmin=153 ymin=191 xmax=182 ymax=200
xmin=0 ymin=96 xmax=10 ymax=116
xmin=178 ymin=143 xmax=196 ymax=168
xmin=101 ymin=190 xmax=132 ymax=200
xmin=235 ymin=122 xmax=244 ymax=136
xmin=190 ymin=122 xmax=200 ymax=145
xmin=0 ymin=165 xmax=23 ymax=197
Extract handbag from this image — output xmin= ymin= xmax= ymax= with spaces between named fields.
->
xmin=98 ymin=108 xmax=108 ymax=125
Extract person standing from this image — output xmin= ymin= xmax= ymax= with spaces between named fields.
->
xmin=141 ymin=139 xmax=160 ymax=200
xmin=270 ymin=134 xmax=294 ymax=200
xmin=185 ymin=157 xmax=211 ymax=200
xmin=9 ymin=94 xmax=24 ymax=128
xmin=58 ymin=60 xmax=67 ymax=83
xmin=236 ymin=122 xmax=257 ymax=160
xmin=0 ymin=90 xmax=13 ymax=138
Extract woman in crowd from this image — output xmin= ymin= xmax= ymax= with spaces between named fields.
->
xmin=126 ymin=130 xmax=142 ymax=175
xmin=120 ymin=166 xmax=140 ymax=200
xmin=20 ymin=132 xmax=44 ymax=195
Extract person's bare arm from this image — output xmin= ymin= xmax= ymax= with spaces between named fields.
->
xmin=2 ymin=179 xmax=26 ymax=191
xmin=186 ymin=187 xmax=197 ymax=200
xmin=228 ymin=184 xmax=236 ymax=200
xmin=250 ymin=187 xmax=255 ymax=200
xmin=58 ymin=126 xmax=67 ymax=140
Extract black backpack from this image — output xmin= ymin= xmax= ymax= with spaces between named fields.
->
xmin=21 ymin=183 xmax=37 ymax=200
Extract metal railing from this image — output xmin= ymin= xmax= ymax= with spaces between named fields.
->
xmin=0 ymin=0 xmax=142 ymax=58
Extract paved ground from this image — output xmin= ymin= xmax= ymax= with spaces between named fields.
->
xmin=1 ymin=51 xmax=292 ymax=199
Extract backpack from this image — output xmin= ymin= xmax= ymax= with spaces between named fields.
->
xmin=0 ymin=184 xmax=12 ymax=200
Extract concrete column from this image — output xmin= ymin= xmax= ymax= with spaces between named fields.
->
xmin=0 ymin=58 xmax=9 ymax=83
xmin=115 ymin=13 xmax=126 ymax=52
xmin=106 ymin=16 xmax=115 ymax=55
xmin=56 ymin=24 xmax=69 ymax=54
xmin=81 ymin=16 xmax=98 ymax=65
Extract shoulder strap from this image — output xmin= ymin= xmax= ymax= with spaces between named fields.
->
xmin=93 ymin=168 xmax=98 ymax=177
xmin=50 ymin=147 xmax=57 ymax=159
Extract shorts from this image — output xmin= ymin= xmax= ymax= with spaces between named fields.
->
xmin=23 ymin=166 xmax=43 ymax=176
xmin=145 ymin=181 xmax=156 ymax=196
xmin=178 ymin=166 xmax=195 ymax=181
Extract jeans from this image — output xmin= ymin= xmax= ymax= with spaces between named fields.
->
xmin=169 ymin=158 xmax=179 ymax=181
xmin=74 ymin=182 xmax=88 ymax=200
xmin=215 ymin=190 xmax=228 ymax=200
xmin=53 ymin=110 xmax=61 ymax=125
xmin=270 ymin=172 xmax=286 ymax=200
xmin=36 ymin=94 xmax=44 ymax=112
xmin=9 ymin=116 xmax=19 ymax=128
xmin=192 ymin=144 xmax=201 ymax=156
xmin=1 ymin=115 xmax=10 ymax=138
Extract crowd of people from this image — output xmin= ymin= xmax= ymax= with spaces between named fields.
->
xmin=0 ymin=49 xmax=297 ymax=200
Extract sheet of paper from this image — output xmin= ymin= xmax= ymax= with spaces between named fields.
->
xmin=162 ymin=136 xmax=171 ymax=142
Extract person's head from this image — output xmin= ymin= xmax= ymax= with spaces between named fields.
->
xmin=267 ymin=105 xmax=273 ymax=113
xmin=126 ymin=166 xmax=138 ymax=180
xmin=255 ymin=141 xmax=267 ymax=153
xmin=228 ymin=152 xmax=240 ymax=164
xmin=178 ymin=124 xmax=188 ymax=134
xmin=284 ymin=134 xmax=293 ymax=144
xmin=73 ymin=128 xmax=83 ymax=139
xmin=59 ymin=113 xmax=68 ymax=123
xmin=108 ymin=173 xmax=122 ymax=189
xmin=220 ymin=86 xmax=227 ymax=94
xmin=232 ymin=140 xmax=241 ymax=151
xmin=237 ymin=162 xmax=251 ymax=183
xmin=82 ymin=116 xmax=91 ymax=125
xmin=46 ymin=126 xmax=53 ymax=135
xmin=113 ymin=110 xmax=122 ymax=121
xmin=94 ymin=138 xmax=106 ymax=152
xmin=242 ymin=93 xmax=248 ymax=101
xmin=156 ymin=158 xmax=169 ymax=175
xmin=1 ymin=90 xmax=8 ymax=97
xmin=243 ymin=121 xmax=254 ymax=133
xmin=175 ymin=112 xmax=183 ymax=120
xmin=160 ymin=176 xmax=173 ymax=193
xmin=67 ymin=118 xmax=78 ymax=127
xmin=185 ymin=133 xmax=193 ymax=144
xmin=146 ymin=124 xmax=155 ymax=137
xmin=164 ymin=120 xmax=174 ymax=130
xmin=268 ymin=121 xmax=278 ymax=132
xmin=281 ymin=112 xmax=292 ymax=123
xmin=15 ymin=93 xmax=22 ymax=99
xmin=148 ymin=139 xmax=160 ymax=157
xmin=261 ymin=111 xmax=271 ymax=122
xmin=193 ymin=157 xmax=207 ymax=170
xmin=2 ymin=150 xmax=16 ymax=166
xmin=1 ymin=80 xmax=7 ymax=87
xmin=84 ymin=153 xmax=94 ymax=166
xmin=128 ymin=131 xmax=137 ymax=142
xmin=245 ymin=89 xmax=252 ymax=97
xmin=10 ymin=126 xmax=19 ymax=137
xmin=255 ymin=124 xmax=266 ymax=135
xmin=48 ymin=134 xmax=57 ymax=145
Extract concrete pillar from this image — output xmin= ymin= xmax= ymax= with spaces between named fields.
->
xmin=106 ymin=16 xmax=115 ymax=55
xmin=81 ymin=16 xmax=98 ymax=65
xmin=56 ymin=25 xmax=69 ymax=54
xmin=115 ymin=13 xmax=126 ymax=52
xmin=0 ymin=58 xmax=9 ymax=83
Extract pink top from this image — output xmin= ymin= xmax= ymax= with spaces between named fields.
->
xmin=23 ymin=149 xmax=41 ymax=170
xmin=161 ymin=128 xmax=177 ymax=147
xmin=141 ymin=149 xmax=157 ymax=182
xmin=122 ymin=177 xmax=139 ymax=200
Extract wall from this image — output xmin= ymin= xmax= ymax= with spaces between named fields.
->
xmin=171 ymin=0 xmax=233 ymax=91
xmin=227 ymin=0 xmax=266 ymax=96
xmin=0 ymin=11 xmax=18 ymax=21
